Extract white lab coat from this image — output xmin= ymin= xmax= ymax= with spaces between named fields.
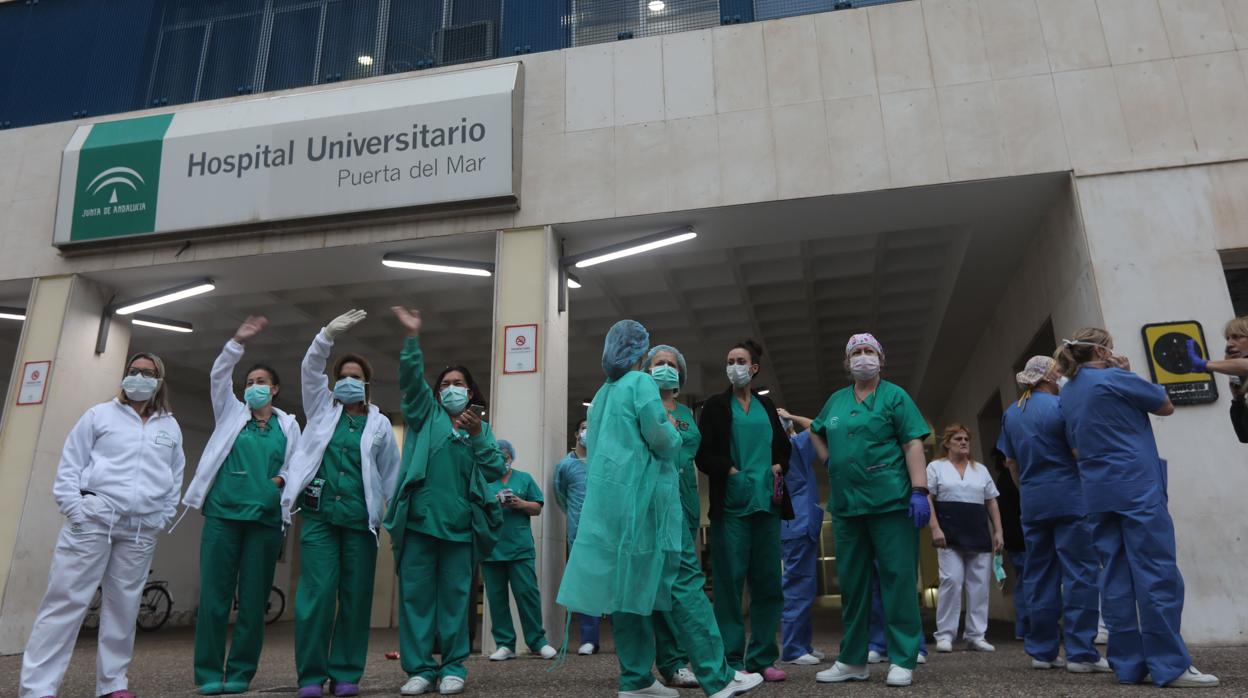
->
xmin=180 ymin=339 xmax=301 ymax=512
xmin=279 ymin=329 xmax=400 ymax=535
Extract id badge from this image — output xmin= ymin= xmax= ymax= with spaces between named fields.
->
xmin=303 ymin=478 xmax=326 ymax=512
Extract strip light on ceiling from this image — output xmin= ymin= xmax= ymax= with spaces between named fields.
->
xmin=114 ymin=279 xmax=215 ymax=316
xmin=0 ymin=306 xmax=26 ymax=321
xmin=382 ymin=253 xmax=494 ymax=277
xmin=131 ymin=315 xmax=193 ymax=333
xmin=570 ymin=226 xmax=697 ymax=269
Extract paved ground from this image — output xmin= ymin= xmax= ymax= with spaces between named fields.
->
xmin=3 ymin=610 xmax=1244 ymax=696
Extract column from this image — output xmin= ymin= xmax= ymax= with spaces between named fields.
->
xmin=0 ymin=274 xmax=128 ymax=654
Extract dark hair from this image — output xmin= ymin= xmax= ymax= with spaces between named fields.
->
xmin=245 ymin=362 xmax=281 ymax=387
xmin=576 ymin=418 xmax=587 ymax=431
xmin=435 ymin=364 xmax=487 ymax=410
xmin=333 ymin=353 xmax=374 ymax=403
xmin=733 ymin=339 xmax=764 ymax=366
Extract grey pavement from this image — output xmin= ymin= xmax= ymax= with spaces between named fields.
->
xmin=2 ymin=610 xmax=1244 ymax=697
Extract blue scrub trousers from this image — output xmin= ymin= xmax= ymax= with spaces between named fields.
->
xmin=578 ymin=613 xmax=600 ymax=650
xmin=868 ymin=562 xmax=927 ymax=657
xmin=780 ymin=536 xmax=818 ymax=661
xmin=1022 ymin=516 xmax=1100 ymax=664
xmin=1090 ymin=506 xmax=1191 ymax=686
xmin=1007 ymin=550 xmax=1030 ymax=640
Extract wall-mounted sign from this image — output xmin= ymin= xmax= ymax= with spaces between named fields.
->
xmin=1142 ymin=321 xmax=1219 ymax=405
xmin=16 ymin=360 xmax=51 ymax=406
xmin=503 ymin=324 xmax=538 ymax=375
xmin=54 ymin=63 xmax=522 ymax=247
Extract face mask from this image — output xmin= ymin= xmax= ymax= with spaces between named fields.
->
xmin=651 ymin=365 xmax=680 ymax=390
xmin=1056 ymin=376 xmax=1069 ymax=389
xmin=577 ymin=429 xmax=587 ymax=447
xmin=121 ymin=375 xmax=159 ymax=402
xmin=244 ymin=384 xmax=272 ymax=409
xmin=849 ymin=354 xmax=881 ymax=381
xmin=726 ymin=363 xmax=752 ymax=388
xmin=440 ymin=385 xmax=470 ymax=415
xmin=333 ymin=377 xmax=367 ymax=405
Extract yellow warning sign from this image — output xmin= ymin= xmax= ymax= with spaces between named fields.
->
xmin=1141 ymin=321 xmax=1218 ymax=405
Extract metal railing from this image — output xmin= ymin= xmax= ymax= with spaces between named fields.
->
xmin=0 ymin=0 xmax=907 ymax=130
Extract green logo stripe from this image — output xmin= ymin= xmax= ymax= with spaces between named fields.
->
xmin=70 ymin=114 xmax=173 ymax=242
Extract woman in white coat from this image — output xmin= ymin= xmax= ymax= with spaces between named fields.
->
xmin=20 ymin=352 xmax=186 ymax=698
xmin=281 ymin=309 xmax=400 ymax=698
xmin=179 ymin=316 xmax=301 ymax=695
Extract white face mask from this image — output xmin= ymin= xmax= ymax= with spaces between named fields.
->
xmin=849 ymin=354 xmax=881 ymax=381
xmin=1056 ymin=375 xmax=1070 ymax=389
xmin=726 ymin=363 xmax=753 ymax=388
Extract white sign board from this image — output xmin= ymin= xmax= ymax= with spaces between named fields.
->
xmin=503 ymin=324 xmax=538 ymax=374
xmin=17 ymin=361 xmax=51 ymax=405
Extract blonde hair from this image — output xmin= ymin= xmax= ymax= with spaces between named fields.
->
xmin=1225 ymin=316 xmax=1248 ymax=340
xmin=120 ymin=352 xmax=172 ymax=417
xmin=939 ymin=423 xmax=975 ymax=466
xmin=1054 ymin=327 xmax=1113 ymax=379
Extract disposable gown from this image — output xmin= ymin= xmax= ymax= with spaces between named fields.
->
xmin=557 ymin=370 xmax=683 ymax=616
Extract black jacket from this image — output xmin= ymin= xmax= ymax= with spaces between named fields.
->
xmin=1230 ymin=399 xmax=1248 ymax=444
xmin=695 ymin=387 xmax=794 ymax=521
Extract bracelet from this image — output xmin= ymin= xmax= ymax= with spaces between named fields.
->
xmin=911 ymin=486 xmax=930 ymax=496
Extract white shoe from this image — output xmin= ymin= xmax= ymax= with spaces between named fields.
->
xmin=811 ymin=649 xmax=826 ymax=661
xmin=578 ymin=642 xmax=596 ymax=656
xmin=1067 ymin=657 xmax=1111 ymax=673
xmin=401 ymin=676 xmax=432 ymax=696
xmin=935 ymin=639 xmax=953 ymax=653
xmin=886 ymin=665 xmax=913 ymax=687
xmin=1094 ymin=630 xmax=1108 ymax=645
xmin=967 ymin=639 xmax=996 ymax=652
xmin=1032 ymin=657 xmax=1067 ymax=670
xmin=783 ymin=653 xmax=821 ymax=666
xmin=917 ymin=654 xmax=927 ymax=664
xmin=708 ymin=672 xmax=763 ymax=698
xmin=438 ymin=676 xmax=464 ymax=695
xmin=867 ymin=650 xmax=886 ymax=664
xmin=815 ymin=662 xmax=870 ymax=683
xmin=666 ymin=667 xmax=699 ymax=688
xmin=619 ymin=680 xmax=680 ymax=697
xmin=1167 ymin=666 xmax=1220 ymax=688
xmin=538 ymin=644 xmax=558 ymax=660
xmin=488 ymin=646 xmax=516 ymax=661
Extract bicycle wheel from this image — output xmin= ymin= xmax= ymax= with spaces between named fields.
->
xmin=265 ymin=586 xmax=285 ymax=625
xmin=136 ymin=586 xmax=172 ymax=632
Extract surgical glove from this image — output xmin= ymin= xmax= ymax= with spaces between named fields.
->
xmin=1186 ymin=339 xmax=1208 ymax=373
xmin=325 ymin=309 xmax=367 ymax=340
xmin=907 ymin=491 xmax=931 ymax=529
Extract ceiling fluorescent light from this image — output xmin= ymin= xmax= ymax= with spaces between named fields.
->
xmin=114 ymin=279 xmax=215 ymax=316
xmin=568 ymin=226 xmax=697 ymax=269
xmin=132 ymin=315 xmax=193 ymax=333
xmin=0 ymin=306 xmax=26 ymax=321
xmin=382 ymin=253 xmax=494 ymax=277
xmin=758 ymin=388 xmax=771 ymax=396
xmin=567 ymin=273 xmax=582 ymax=289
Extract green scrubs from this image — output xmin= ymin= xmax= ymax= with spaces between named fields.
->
xmin=482 ymin=469 xmax=549 ymax=652
xmin=811 ymin=380 xmax=930 ymax=669
xmin=194 ymin=419 xmax=286 ymax=691
xmin=710 ymin=396 xmax=782 ymax=672
xmin=295 ymin=413 xmax=378 ymax=689
xmin=655 ymin=402 xmax=700 ymax=679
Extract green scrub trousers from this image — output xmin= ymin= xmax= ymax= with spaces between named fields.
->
xmin=482 ymin=559 xmax=548 ymax=651
xmin=834 ymin=509 xmax=922 ymax=668
xmin=613 ymin=525 xmax=735 ymax=695
xmin=399 ymin=532 xmax=473 ymax=681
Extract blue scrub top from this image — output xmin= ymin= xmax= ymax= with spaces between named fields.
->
xmin=554 ymin=451 xmax=588 ymax=543
xmin=996 ymin=392 xmax=1085 ymax=523
xmin=1059 ymin=366 xmax=1168 ymax=514
xmin=781 ymin=430 xmax=824 ymax=542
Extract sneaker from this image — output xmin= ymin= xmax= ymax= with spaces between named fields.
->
xmin=538 ymin=644 xmax=559 ymax=660
xmin=1032 ymin=657 xmax=1067 ymax=670
xmin=438 ymin=676 xmax=465 ymax=695
xmin=967 ymin=639 xmax=996 ymax=652
xmin=1067 ymin=658 xmax=1111 ymax=673
xmin=297 ymin=686 xmax=323 ymax=698
xmin=578 ymin=643 xmax=596 ymax=656
xmin=1094 ymin=630 xmax=1108 ymax=645
xmin=220 ymin=682 xmax=249 ymax=694
xmin=1166 ymin=666 xmax=1219 ymax=688
xmin=618 ymin=680 xmax=679 ymax=697
xmin=917 ymin=654 xmax=927 ymax=664
xmin=101 ymin=693 xmax=137 ymax=698
xmin=666 ymin=668 xmax=699 ymax=688
xmin=400 ymin=676 xmax=431 ymax=696
xmin=708 ymin=672 xmax=763 ymax=698
xmin=867 ymin=650 xmax=886 ymax=664
xmin=331 ymin=682 xmax=359 ymax=697
xmin=815 ymin=662 xmax=870 ymax=683
xmin=761 ymin=667 xmax=786 ymax=682
xmin=886 ymin=665 xmax=913 ymax=687
xmin=935 ymin=639 xmax=953 ymax=653
xmin=488 ymin=647 xmax=516 ymax=661
xmin=811 ymin=649 xmax=826 ymax=661
xmin=198 ymin=683 xmax=224 ymax=696
xmin=783 ymin=653 xmax=820 ymax=666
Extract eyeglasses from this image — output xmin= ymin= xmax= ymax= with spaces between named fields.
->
xmin=127 ymin=367 xmax=158 ymax=378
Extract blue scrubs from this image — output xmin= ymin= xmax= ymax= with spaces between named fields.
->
xmin=997 ymin=392 xmax=1101 ymax=664
xmin=868 ymin=561 xmax=928 ymax=657
xmin=779 ymin=431 xmax=821 ymax=661
xmin=554 ymin=451 xmax=599 ymax=649
xmin=1060 ymin=367 xmax=1190 ymax=685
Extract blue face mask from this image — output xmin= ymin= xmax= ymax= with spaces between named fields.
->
xmin=440 ymin=385 xmax=470 ymax=415
xmin=650 ymin=365 xmax=680 ymax=390
xmin=333 ymin=377 xmax=367 ymax=405
xmin=244 ymin=384 xmax=272 ymax=409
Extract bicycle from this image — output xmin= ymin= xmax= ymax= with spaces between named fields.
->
xmin=234 ymin=585 xmax=286 ymax=625
xmin=83 ymin=570 xmax=173 ymax=632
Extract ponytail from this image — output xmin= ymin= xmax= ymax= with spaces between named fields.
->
xmin=1055 ymin=327 xmax=1113 ymax=379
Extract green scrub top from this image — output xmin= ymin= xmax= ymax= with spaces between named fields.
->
xmin=303 ymin=412 xmax=370 ymax=531
xmin=404 ymin=427 xmax=479 ymax=543
xmin=812 ymin=380 xmax=929 ymax=518
xmin=485 ymin=469 xmax=544 ymax=561
xmin=723 ymin=396 xmax=775 ymax=518
xmin=204 ymin=418 xmax=287 ymax=526
xmin=670 ymin=402 xmax=702 ymax=533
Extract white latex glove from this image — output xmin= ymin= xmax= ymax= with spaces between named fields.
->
xmin=325 ymin=309 xmax=367 ymax=340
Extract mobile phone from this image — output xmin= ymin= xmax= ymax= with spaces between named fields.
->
xmin=468 ymin=403 xmax=487 ymax=420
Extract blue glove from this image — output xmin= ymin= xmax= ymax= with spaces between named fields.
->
xmin=907 ymin=490 xmax=930 ymax=529
xmin=1186 ymin=339 xmax=1208 ymax=373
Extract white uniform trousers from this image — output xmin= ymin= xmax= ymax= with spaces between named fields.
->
xmin=20 ymin=513 xmax=159 ymax=698
xmin=934 ymin=547 xmax=991 ymax=644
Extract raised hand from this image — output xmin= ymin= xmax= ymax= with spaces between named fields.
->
xmin=233 ymin=315 xmax=268 ymax=344
xmin=391 ymin=306 xmax=422 ymax=336
xmin=325 ymin=309 xmax=367 ymax=340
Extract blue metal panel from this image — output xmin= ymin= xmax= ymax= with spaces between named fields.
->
xmin=501 ymin=1 xmax=568 ymax=55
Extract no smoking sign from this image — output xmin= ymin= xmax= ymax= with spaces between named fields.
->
xmin=503 ymin=325 xmax=538 ymax=374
